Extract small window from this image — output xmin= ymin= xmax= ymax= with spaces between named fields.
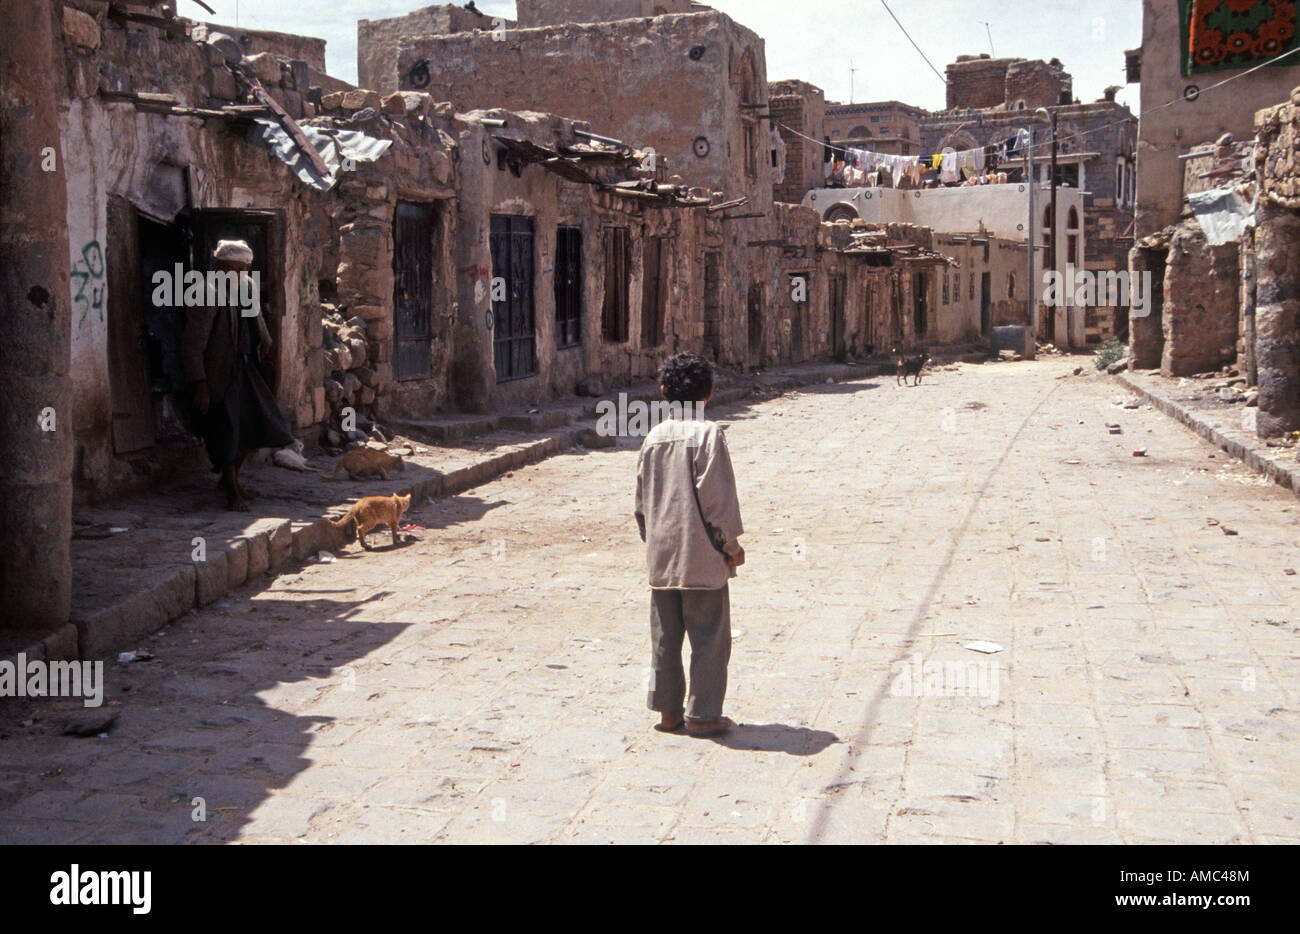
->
xmin=969 ymin=274 xmax=975 ymax=301
xmin=1008 ymin=273 xmax=1016 ymax=299
xmin=943 ymin=273 xmax=949 ymax=305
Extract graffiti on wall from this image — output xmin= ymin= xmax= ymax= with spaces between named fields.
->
xmin=71 ymin=240 xmax=105 ymax=327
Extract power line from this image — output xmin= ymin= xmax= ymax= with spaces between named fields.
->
xmin=879 ymin=0 xmax=946 ymax=86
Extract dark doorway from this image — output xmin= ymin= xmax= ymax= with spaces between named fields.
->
xmin=703 ymin=250 xmax=721 ymax=360
xmin=393 ymin=202 xmax=436 ymax=381
xmin=980 ymin=271 xmax=991 ymax=335
xmin=789 ymin=272 xmax=808 ymax=363
xmin=601 ymin=227 xmax=630 ymax=343
xmin=747 ymin=282 xmax=764 ymax=365
xmin=554 ymin=226 xmax=582 ymax=348
xmin=830 ymin=273 xmax=847 ymax=361
xmin=490 ymin=214 xmax=536 ymax=381
xmin=488 ymin=214 xmax=535 ymax=382
xmin=188 ymin=208 xmax=281 ymax=392
xmin=641 ymin=236 xmax=666 ymax=348
xmin=912 ymin=271 xmax=928 ymax=339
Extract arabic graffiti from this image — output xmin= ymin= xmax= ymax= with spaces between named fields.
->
xmin=70 ymin=240 xmax=105 ymax=327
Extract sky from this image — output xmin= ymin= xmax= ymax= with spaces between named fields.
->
xmin=191 ymin=0 xmax=1142 ymax=113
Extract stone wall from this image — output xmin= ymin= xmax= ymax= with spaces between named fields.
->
xmin=516 ymin=0 xmax=695 ymax=28
xmin=1004 ymin=59 xmax=1071 ymax=110
xmin=946 ymin=55 xmax=1014 ymax=111
xmin=1253 ymin=87 xmax=1300 ymax=436
xmin=357 ymin=3 xmax=504 ymax=94
xmin=1131 ymin=0 xmax=1300 ymax=237
xmin=769 ymin=80 xmax=825 ymax=204
xmin=192 ymin=21 xmax=326 ymax=72
xmin=1161 ymin=219 xmax=1240 ymax=377
xmin=379 ymin=10 xmax=772 ymax=207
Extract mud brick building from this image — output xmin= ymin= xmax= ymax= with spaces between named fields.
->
xmin=923 ymin=56 xmax=1136 ymax=347
xmin=1 ymin=0 xmax=986 ymax=653
xmin=359 ymin=4 xmax=786 ymax=373
xmin=824 ymin=100 xmax=927 ymax=157
xmin=1124 ymin=0 xmax=1300 ymax=439
xmin=1127 ymin=0 xmax=1300 ymax=238
xmin=769 ymin=80 xmax=826 ymax=204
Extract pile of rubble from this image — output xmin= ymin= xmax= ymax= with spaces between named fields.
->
xmin=319 ymin=307 xmax=382 ymax=450
xmin=1176 ymin=367 xmax=1260 ymax=407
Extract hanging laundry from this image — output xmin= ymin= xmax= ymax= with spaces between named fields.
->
xmin=941 ymin=148 xmax=959 ymax=184
xmin=957 ymin=149 xmax=976 ymax=180
xmin=973 ymin=147 xmax=986 ymax=172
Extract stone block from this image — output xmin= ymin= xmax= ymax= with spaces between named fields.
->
xmin=266 ymin=520 xmax=293 ymax=572
xmin=62 ymin=7 xmax=100 ymax=51
xmin=71 ymin=567 xmax=196 ymax=660
xmin=245 ymin=531 xmax=270 ymax=578
xmin=383 ymin=92 xmax=407 ymax=115
xmin=225 ymin=537 xmax=249 ymax=589
xmin=321 ymin=90 xmax=346 ymax=110
xmin=991 ymin=325 xmax=1035 ymax=360
xmin=194 ymin=550 xmax=229 ymax=607
xmin=292 ymin=520 xmax=327 ymax=560
xmin=209 ymin=66 xmax=238 ymax=101
xmin=313 ymin=386 xmax=328 ymax=423
xmin=244 ymin=52 xmax=280 ymax=85
xmin=341 ymin=89 xmax=381 ymax=112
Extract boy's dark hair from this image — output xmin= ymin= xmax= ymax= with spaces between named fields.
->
xmin=658 ymin=351 xmax=714 ymax=404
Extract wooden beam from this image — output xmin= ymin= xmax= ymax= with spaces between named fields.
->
xmin=241 ymin=74 xmax=332 ymax=179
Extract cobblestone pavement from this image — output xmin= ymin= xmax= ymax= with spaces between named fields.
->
xmin=3 ymin=357 xmax=1299 ymax=844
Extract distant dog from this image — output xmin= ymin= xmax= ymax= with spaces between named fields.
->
xmin=893 ymin=347 xmax=931 ymax=386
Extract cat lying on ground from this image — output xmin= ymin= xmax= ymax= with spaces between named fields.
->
xmin=327 ymin=447 xmax=406 ymax=480
xmin=329 ymin=493 xmax=411 ymax=550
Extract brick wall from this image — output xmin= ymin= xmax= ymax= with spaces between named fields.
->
xmin=946 ymin=56 xmax=1013 ymax=110
xmin=1005 ymin=60 xmax=1071 ymax=110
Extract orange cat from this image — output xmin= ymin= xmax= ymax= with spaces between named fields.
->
xmin=327 ymin=447 xmax=406 ymax=481
xmin=329 ymin=493 xmax=411 ymax=549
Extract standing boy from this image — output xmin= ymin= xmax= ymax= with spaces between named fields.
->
xmin=634 ymin=352 xmax=745 ymax=737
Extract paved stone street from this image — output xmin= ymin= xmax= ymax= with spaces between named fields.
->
xmin=2 ymin=357 xmax=1299 ymax=844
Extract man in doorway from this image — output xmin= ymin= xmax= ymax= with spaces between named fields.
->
xmin=181 ymin=239 xmax=293 ymax=511
xmin=634 ymin=352 xmax=745 ymax=737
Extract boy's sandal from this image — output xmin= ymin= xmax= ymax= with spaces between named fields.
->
xmin=653 ymin=719 xmax=686 ymax=733
xmin=684 ymin=716 xmax=735 ymax=738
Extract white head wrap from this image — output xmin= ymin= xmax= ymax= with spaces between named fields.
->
xmin=213 ymin=239 xmax=254 ymax=264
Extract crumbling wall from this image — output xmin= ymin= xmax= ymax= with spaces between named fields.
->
xmin=388 ymin=11 xmax=770 ymax=205
xmin=1004 ymin=59 xmax=1071 ymax=110
xmin=1161 ymin=219 xmax=1239 ymax=376
xmin=516 ymin=0 xmax=695 ymax=28
xmin=357 ymin=3 xmax=505 ymax=94
xmin=1253 ymin=87 xmax=1300 ymax=435
xmin=192 ymin=21 xmax=326 ymax=72
xmin=946 ymin=55 xmax=1012 ymax=111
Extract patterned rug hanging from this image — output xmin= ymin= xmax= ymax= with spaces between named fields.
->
xmin=1181 ymin=0 xmax=1299 ymax=75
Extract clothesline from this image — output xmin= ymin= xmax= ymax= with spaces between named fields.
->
xmin=790 ymin=41 xmax=1300 ymax=169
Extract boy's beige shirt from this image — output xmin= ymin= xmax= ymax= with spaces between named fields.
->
xmin=635 ymin=411 xmax=744 ymax=590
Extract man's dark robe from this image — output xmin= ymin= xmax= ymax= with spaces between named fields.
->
xmin=181 ymin=299 xmax=292 ymax=472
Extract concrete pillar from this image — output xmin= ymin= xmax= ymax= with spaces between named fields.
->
xmin=0 ymin=0 xmax=74 ymax=630
xmin=1254 ymin=201 xmax=1300 ymax=437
